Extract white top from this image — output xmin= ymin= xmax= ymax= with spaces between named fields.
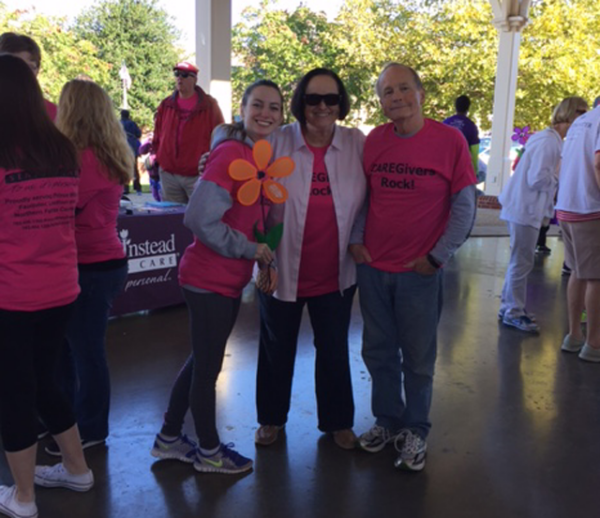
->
xmin=555 ymin=106 xmax=600 ymax=214
xmin=267 ymin=122 xmax=366 ymax=302
xmin=498 ymin=127 xmax=562 ymax=229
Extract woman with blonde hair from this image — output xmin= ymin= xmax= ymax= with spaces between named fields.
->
xmin=45 ymin=79 xmax=133 ymax=456
xmin=498 ymin=96 xmax=588 ymax=333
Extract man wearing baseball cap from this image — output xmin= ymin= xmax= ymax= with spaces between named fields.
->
xmin=152 ymin=61 xmax=224 ymax=203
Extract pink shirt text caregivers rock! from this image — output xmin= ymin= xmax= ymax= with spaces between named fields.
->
xmin=297 ymin=143 xmax=339 ymax=297
xmin=75 ymin=149 xmax=126 ymax=264
xmin=363 ymin=119 xmax=475 ymax=273
xmin=0 ymin=166 xmax=80 ymax=311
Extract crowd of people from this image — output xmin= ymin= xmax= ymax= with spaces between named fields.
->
xmin=1 ymin=28 xmax=599 ymax=518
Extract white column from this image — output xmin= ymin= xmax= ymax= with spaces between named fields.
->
xmin=485 ymin=0 xmax=531 ymax=195
xmin=196 ymin=0 xmax=232 ymax=122
xmin=485 ymin=29 xmax=522 ymax=195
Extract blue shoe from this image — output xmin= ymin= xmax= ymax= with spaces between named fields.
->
xmin=193 ymin=443 xmax=253 ymax=474
xmin=502 ymin=314 xmax=539 ymax=333
xmin=498 ymin=308 xmax=536 ymax=322
xmin=151 ymin=434 xmax=197 ymax=464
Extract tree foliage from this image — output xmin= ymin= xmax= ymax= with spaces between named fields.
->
xmin=0 ymin=5 xmax=111 ymax=103
xmin=74 ymin=0 xmax=183 ymax=128
xmin=232 ymin=0 xmax=600 ymax=131
xmin=232 ymin=2 xmax=341 ymax=123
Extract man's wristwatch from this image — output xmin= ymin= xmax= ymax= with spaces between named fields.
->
xmin=426 ymin=253 xmax=442 ymax=269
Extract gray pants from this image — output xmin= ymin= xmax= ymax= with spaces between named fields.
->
xmin=500 ymin=221 xmax=539 ymax=317
xmin=159 ymin=168 xmax=198 ymax=203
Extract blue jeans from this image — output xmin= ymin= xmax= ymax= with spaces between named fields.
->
xmin=357 ymin=264 xmax=443 ymax=439
xmin=62 ymin=264 xmax=128 ymax=441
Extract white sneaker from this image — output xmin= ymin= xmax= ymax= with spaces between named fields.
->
xmin=579 ymin=344 xmax=600 ymax=363
xmin=358 ymin=425 xmax=396 ymax=453
xmin=34 ymin=463 xmax=94 ymax=492
xmin=0 ymin=485 xmax=38 ymax=518
xmin=393 ymin=429 xmax=427 ymax=472
xmin=561 ymin=334 xmax=585 ymax=353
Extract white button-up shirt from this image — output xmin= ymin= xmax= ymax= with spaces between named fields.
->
xmin=267 ymin=122 xmax=366 ymax=301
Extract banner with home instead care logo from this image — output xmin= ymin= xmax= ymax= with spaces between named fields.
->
xmin=111 ymin=210 xmax=193 ymax=316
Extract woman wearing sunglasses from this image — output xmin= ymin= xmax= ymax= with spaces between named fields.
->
xmin=151 ymin=79 xmax=283 ymax=475
xmin=255 ymin=68 xmax=366 ymax=449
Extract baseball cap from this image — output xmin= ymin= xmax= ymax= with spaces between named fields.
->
xmin=173 ymin=61 xmax=198 ymax=75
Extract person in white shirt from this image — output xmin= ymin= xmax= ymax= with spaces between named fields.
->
xmin=556 ymin=105 xmax=600 ymax=361
xmin=498 ymin=97 xmax=588 ymax=333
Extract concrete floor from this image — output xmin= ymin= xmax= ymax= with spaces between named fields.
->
xmin=2 ymin=235 xmax=600 ymax=518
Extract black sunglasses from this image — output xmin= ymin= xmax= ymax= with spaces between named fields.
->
xmin=304 ymin=93 xmax=341 ymax=106
xmin=174 ymin=70 xmax=195 ymax=79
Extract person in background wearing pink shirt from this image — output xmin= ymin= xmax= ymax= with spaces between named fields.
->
xmin=0 ymin=32 xmax=57 ymax=120
xmin=350 ymin=63 xmax=477 ymax=471
xmin=152 ymin=61 xmax=224 ymax=203
xmin=0 ymin=54 xmax=93 ymax=518
xmin=150 ymin=79 xmax=281 ymax=475
xmin=42 ymin=80 xmax=133 ymax=457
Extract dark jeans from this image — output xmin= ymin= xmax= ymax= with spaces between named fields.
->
xmin=161 ymin=289 xmax=241 ymax=450
xmin=124 ymin=158 xmax=141 ymax=194
xmin=0 ymin=304 xmax=76 ymax=452
xmin=61 ymin=264 xmax=128 ymax=441
xmin=537 ymin=225 xmax=549 ymax=247
xmin=256 ymin=286 xmax=357 ymax=432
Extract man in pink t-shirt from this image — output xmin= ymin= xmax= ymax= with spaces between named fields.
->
xmin=152 ymin=61 xmax=224 ymax=203
xmin=350 ymin=63 xmax=476 ymax=472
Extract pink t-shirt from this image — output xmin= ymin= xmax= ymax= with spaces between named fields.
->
xmin=363 ymin=119 xmax=476 ymax=273
xmin=177 ymin=92 xmax=198 ymax=150
xmin=75 ymin=149 xmax=126 ymax=264
xmin=178 ymin=140 xmax=264 ymax=298
xmin=0 ymin=166 xmax=80 ymax=311
xmin=297 ymin=144 xmax=339 ymax=297
xmin=44 ymin=99 xmax=57 ymax=121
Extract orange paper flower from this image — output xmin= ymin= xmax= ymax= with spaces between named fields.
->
xmin=228 ymin=140 xmax=295 ymax=206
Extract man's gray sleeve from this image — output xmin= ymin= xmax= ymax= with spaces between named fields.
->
xmin=429 ymin=184 xmax=477 ymax=265
xmin=349 ymin=197 xmax=369 ymax=245
xmin=184 ymin=180 xmax=257 ymax=260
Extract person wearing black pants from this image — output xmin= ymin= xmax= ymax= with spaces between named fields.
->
xmin=160 ymin=290 xmax=241 ymax=447
xmin=150 ymin=79 xmax=284 ymax=475
xmin=0 ymin=53 xmax=93 ymax=518
xmin=256 ymin=286 xmax=357 ymax=434
xmin=0 ymin=306 xmax=77 ymax=449
xmin=536 ymin=224 xmax=551 ymax=254
xmin=253 ymin=69 xmax=367 ymax=450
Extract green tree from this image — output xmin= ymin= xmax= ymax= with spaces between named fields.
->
xmin=74 ymin=0 xmax=183 ymax=128
xmin=232 ymin=0 xmax=600 ymax=132
xmin=518 ymin=0 xmax=600 ymax=129
xmin=232 ymin=0 xmax=340 ymax=122
xmin=0 ymin=5 xmax=111 ymax=103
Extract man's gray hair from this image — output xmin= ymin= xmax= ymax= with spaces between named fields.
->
xmin=375 ymin=62 xmax=423 ymax=98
